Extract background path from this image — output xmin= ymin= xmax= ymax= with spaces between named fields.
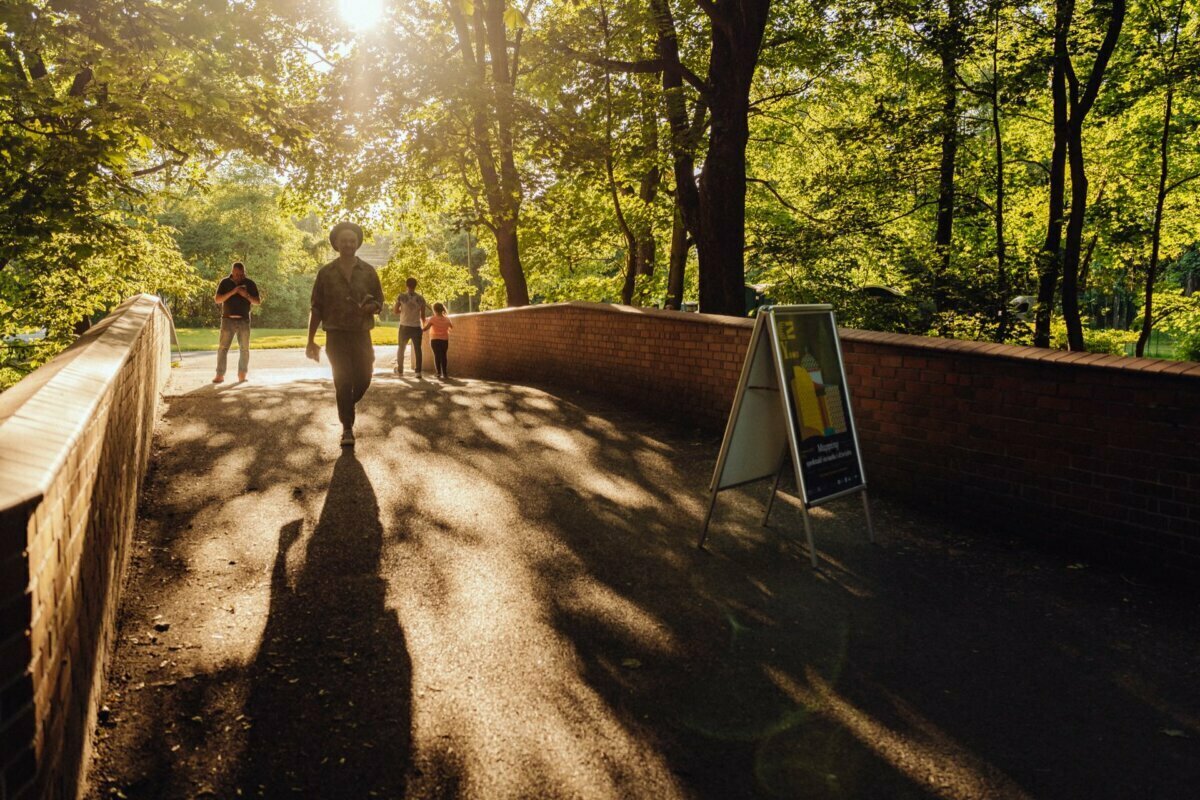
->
xmin=86 ymin=349 xmax=1200 ymax=798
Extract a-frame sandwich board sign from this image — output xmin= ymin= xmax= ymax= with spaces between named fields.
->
xmin=698 ymin=305 xmax=875 ymax=567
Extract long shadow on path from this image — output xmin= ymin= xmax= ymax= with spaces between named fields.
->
xmin=240 ymin=452 xmax=412 ymax=797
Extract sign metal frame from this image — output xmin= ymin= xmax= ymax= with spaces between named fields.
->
xmin=699 ymin=305 xmax=875 ymax=567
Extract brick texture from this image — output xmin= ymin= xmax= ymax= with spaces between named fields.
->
xmin=0 ymin=295 xmax=172 ymax=800
xmin=435 ymin=302 xmax=1200 ymax=578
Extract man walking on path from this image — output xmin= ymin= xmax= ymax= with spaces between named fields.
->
xmin=212 ymin=261 xmax=260 ymax=383
xmin=392 ymin=277 xmax=427 ymax=376
xmin=306 ymin=222 xmax=384 ymax=448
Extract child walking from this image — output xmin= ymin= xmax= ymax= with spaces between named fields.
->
xmin=423 ymin=302 xmax=453 ymax=379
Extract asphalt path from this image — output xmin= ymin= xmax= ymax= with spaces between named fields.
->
xmin=86 ymin=348 xmax=1200 ymax=799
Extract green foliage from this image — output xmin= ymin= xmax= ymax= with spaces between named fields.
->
xmin=1176 ymin=332 xmax=1200 ymax=361
xmin=160 ymin=164 xmax=324 ymax=328
xmin=1146 ymin=287 xmax=1200 ymax=339
xmin=1049 ymin=321 xmax=1140 ymax=355
xmin=380 ymin=237 xmax=474 ymax=312
xmin=0 ymin=214 xmax=203 ymax=364
xmin=8 ymin=0 xmax=1200 ymax=394
xmin=1 ymin=0 xmax=317 ymax=378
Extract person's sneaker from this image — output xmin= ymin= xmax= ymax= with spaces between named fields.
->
xmin=393 ymin=365 xmax=401 ymax=376
xmin=238 ymin=372 xmax=247 ymax=382
xmin=340 ymin=428 xmax=355 ymax=447
xmin=212 ymin=375 xmax=224 ymax=384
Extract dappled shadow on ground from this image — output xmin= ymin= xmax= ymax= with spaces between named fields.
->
xmin=88 ymin=373 xmax=1200 ymax=799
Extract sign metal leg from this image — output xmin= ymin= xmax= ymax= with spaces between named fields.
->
xmin=862 ymin=490 xmax=876 ymax=543
xmin=761 ymin=464 xmax=785 ymax=527
xmin=698 ymin=489 xmax=719 ymax=549
xmin=800 ymin=505 xmax=819 ymax=569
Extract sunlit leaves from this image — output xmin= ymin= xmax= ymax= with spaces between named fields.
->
xmin=503 ymin=6 xmax=528 ymax=30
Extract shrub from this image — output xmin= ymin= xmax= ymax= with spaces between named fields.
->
xmin=1049 ymin=322 xmax=1139 ymax=355
xmin=1176 ymin=332 xmax=1200 ymax=362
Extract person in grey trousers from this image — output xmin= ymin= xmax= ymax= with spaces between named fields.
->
xmin=213 ymin=261 xmax=261 ymax=383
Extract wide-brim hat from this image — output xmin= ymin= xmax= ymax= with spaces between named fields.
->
xmin=329 ymin=221 xmax=364 ymax=249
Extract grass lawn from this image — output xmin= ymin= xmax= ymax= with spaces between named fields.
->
xmin=174 ymin=327 xmax=399 ymax=351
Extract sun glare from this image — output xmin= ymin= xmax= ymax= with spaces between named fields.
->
xmin=338 ymin=0 xmax=385 ymax=32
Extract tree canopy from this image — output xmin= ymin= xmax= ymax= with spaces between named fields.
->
xmin=4 ymin=0 xmax=1200 ymax=385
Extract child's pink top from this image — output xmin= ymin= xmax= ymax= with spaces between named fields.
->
xmin=426 ymin=315 xmax=453 ymax=340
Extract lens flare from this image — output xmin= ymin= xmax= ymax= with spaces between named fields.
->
xmin=338 ymin=0 xmax=385 ymax=32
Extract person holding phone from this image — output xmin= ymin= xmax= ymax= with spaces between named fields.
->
xmin=306 ymin=221 xmax=384 ymax=448
xmin=212 ymin=261 xmax=260 ymax=383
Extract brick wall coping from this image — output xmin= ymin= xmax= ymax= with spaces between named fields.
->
xmin=0 ymin=294 xmax=166 ymax=511
xmin=840 ymin=327 xmax=1200 ymax=378
xmin=463 ymin=299 xmax=756 ymax=330
xmin=460 ymin=301 xmax=1199 ymax=379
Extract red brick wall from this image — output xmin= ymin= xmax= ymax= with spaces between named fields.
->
xmin=428 ymin=303 xmax=754 ymax=425
xmin=0 ymin=295 xmax=172 ymax=799
xmin=434 ymin=302 xmax=1200 ymax=577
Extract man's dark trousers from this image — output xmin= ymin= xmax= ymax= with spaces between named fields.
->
xmin=399 ymin=325 xmax=423 ymax=373
xmin=325 ymin=330 xmax=374 ymax=428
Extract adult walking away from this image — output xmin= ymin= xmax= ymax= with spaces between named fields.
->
xmin=392 ymin=277 xmax=427 ymax=376
xmin=212 ymin=261 xmax=260 ymax=384
xmin=306 ymin=222 xmax=384 ymax=448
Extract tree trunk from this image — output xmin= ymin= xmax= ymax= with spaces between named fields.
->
xmin=447 ymin=0 xmax=529 ymax=307
xmin=494 ymin=220 xmax=528 ymax=306
xmin=696 ymin=105 xmax=750 ymax=316
xmin=933 ymin=0 xmax=962 ymax=311
xmin=635 ymin=90 xmax=660 ymax=279
xmin=1061 ymin=118 xmax=1088 ymax=351
xmin=695 ymin=0 xmax=770 ymax=316
xmin=650 ymin=0 xmax=703 ymax=268
xmin=1034 ymin=0 xmax=1071 ymax=348
xmin=635 ymin=165 xmax=660 ymax=277
xmin=1078 ymin=232 xmax=1098 ymax=292
xmin=608 ymin=154 xmax=639 ymax=305
xmin=1137 ymin=0 xmax=1183 ymax=356
xmin=1061 ymin=0 xmax=1125 ymax=351
xmin=666 ymin=205 xmax=688 ymax=309
xmin=990 ymin=5 xmax=1009 ymax=342
xmin=599 ymin=4 xmax=639 ymax=306
xmin=1138 ymin=85 xmax=1175 ymax=356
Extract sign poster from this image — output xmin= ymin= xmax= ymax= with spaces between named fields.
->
xmin=770 ymin=308 xmax=865 ymax=506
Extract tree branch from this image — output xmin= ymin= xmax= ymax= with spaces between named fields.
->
xmin=1074 ymin=0 xmax=1126 ymax=119
xmin=750 ymin=82 xmax=816 ymax=110
xmin=556 ymin=45 xmax=664 ymax=74
xmin=132 ymin=157 xmax=188 ymax=178
xmin=871 ymin=199 xmax=940 ymax=228
xmin=1008 ymin=110 xmax=1053 ymax=126
xmin=680 ymin=64 xmax=707 ymax=94
xmin=1166 ymin=172 xmax=1200 ymax=194
xmin=1012 ymin=157 xmax=1052 ymax=177
xmin=747 ymin=177 xmax=799 ymax=212
xmin=1064 ymin=55 xmax=1080 ymax=111
xmin=955 ymin=68 xmax=992 ymax=98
